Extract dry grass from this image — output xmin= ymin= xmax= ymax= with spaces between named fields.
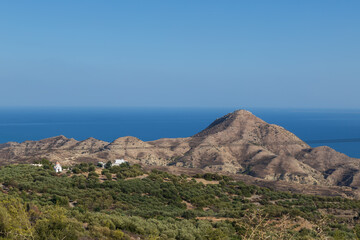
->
xmin=226 ymin=209 xmax=329 ymax=240
xmin=194 ymin=178 xmax=219 ymax=185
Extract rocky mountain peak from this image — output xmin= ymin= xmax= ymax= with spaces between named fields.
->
xmin=233 ymin=109 xmax=260 ymax=118
xmin=193 ymin=109 xmax=266 ymax=138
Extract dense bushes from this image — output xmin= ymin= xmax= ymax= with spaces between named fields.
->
xmin=0 ymin=164 xmax=359 ymax=239
xmin=194 ymin=173 xmax=232 ymax=182
xmin=109 ymin=163 xmax=144 ymax=179
xmin=0 ymin=196 xmax=84 ymax=240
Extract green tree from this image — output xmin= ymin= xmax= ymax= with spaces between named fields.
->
xmin=72 ymin=167 xmax=81 ymax=174
xmin=105 ymin=161 xmax=112 ymax=169
xmin=105 ymin=172 xmax=112 ymax=181
xmin=0 ymin=197 xmax=35 ymax=240
xmin=35 ymin=207 xmax=83 ymax=240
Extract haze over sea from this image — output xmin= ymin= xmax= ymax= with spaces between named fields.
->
xmin=0 ymin=108 xmax=359 ymax=158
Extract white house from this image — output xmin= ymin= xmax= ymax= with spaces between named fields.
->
xmin=54 ymin=162 xmax=62 ymax=173
xmin=113 ymin=159 xmax=127 ymax=166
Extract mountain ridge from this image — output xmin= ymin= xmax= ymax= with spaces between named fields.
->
xmin=1 ymin=109 xmax=359 ymax=191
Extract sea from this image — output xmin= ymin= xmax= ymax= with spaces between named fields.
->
xmin=0 ymin=107 xmax=360 ymax=158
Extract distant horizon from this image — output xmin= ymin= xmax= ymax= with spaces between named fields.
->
xmin=1 ymin=106 xmax=360 ymax=112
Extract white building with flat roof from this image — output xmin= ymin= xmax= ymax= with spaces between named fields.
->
xmin=113 ymin=159 xmax=127 ymax=166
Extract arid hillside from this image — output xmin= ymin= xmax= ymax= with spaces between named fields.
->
xmin=1 ymin=110 xmax=360 ymax=190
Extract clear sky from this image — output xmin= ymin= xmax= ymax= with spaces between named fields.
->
xmin=0 ymin=1 xmax=359 ymax=109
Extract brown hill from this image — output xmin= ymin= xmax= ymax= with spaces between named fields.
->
xmin=1 ymin=109 xmax=359 ymax=191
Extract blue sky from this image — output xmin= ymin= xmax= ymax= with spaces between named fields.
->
xmin=0 ymin=1 xmax=359 ymax=108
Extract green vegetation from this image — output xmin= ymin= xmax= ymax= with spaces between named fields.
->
xmin=0 ymin=163 xmax=360 ymax=239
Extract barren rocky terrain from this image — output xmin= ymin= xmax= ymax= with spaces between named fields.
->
xmin=1 ymin=109 xmax=360 ymax=196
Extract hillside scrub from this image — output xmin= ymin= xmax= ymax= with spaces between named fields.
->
xmin=0 ymin=163 xmax=359 ymax=239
